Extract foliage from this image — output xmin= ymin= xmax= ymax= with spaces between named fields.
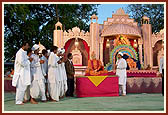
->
xmin=4 ymin=4 xmax=99 ymax=61
xmin=126 ymin=4 xmax=164 ymax=33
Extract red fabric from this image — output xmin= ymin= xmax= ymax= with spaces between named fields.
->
xmin=74 ymin=64 xmax=82 ymax=66
xmin=85 ymin=71 xmax=157 ymax=77
xmin=130 ymin=39 xmax=138 ymax=51
xmin=76 ymin=77 xmax=119 ymax=97
xmin=103 ymin=39 xmax=107 ymax=52
xmin=82 ymin=40 xmax=90 ymax=59
xmin=64 ymin=39 xmax=73 ymax=52
xmin=4 ymin=79 xmax=16 ymax=92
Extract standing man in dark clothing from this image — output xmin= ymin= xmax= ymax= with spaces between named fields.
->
xmin=65 ymin=53 xmax=75 ymax=97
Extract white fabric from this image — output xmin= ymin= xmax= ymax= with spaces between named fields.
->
xmin=118 ymin=52 xmax=123 ymax=56
xmin=30 ymin=54 xmax=45 ymax=80
xmin=30 ymin=53 xmax=46 ymax=100
xmin=48 ymin=52 xmax=61 ymax=100
xmin=59 ymin=81 xmax=64 ymax=97
xmin=48 ymin=52 xmax=61 ymax=83
xmin=30 ymin=79 xmax=46 ymax=100
xmin=116 ymin=58 xmax=127 ymax=94
xmin=12 ymin=48 xmax=31 ymax=104
xmin=24 ymin=85 xmax=30 ymax=101
xmin=12 ymin=48 xmax=31 ymax=87
xmin=48 ymin=82 xmax=60 ymax=101
xmin=40 ymin=56 xmax=48 ymax=77
xmin=159 ymin=56 xmax=164 ymax=73
xmin=15 ymin=76 xmax=27 ymax=104
xmin=61 ymin=48 xmax=65 ymax=54
xmin=57 ymin=48 xmax=62 ymax=54
xmin=61 ymin=62 xmax=68 ymax=95
xmin=31 ymin=44 xmax=40 ymax=51
xmin=57 ymin=56 xmax=64 ymax=96
xmin=47 ymin=50 xmax=51 ymax=56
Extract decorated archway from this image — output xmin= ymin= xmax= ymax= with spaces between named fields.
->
xmin=64 ymin=38 xmax=90 ymax=66
xmin=105 ymin=44 xmax=138 ymax=71
xmin=153 ymin=40 xmax=163 ymax=66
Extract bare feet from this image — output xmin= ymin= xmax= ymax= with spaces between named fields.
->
xmin=23 ymin=100 xmax=29 ymax=103
xmin=30 ymin=98 xmax=38 ymax=104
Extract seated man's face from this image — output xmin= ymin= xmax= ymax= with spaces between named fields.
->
xmin=91 ymin=53 xmax=96 ymax=59
xmin=117 ymin=54 xmax=122 ymax=59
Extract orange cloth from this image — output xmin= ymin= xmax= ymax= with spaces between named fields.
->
xmin=85 ymin=59 xmax=108 ymax=76
xmin=126 ymin=58 xmax=136 ymax=69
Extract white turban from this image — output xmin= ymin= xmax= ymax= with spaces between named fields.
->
xmin=118 ymin=52 xmax=123 ymax=56
xmin=57 ymin=48 xmax=65 ymax=54
xmin=57 ymin=48 xmax=62 ymax=54
xmin=31 ymin=44 xmax=40 ymax=51
xmin=47 ymin=50 xmax=51 ymax=56
xmin=61 ymin=48 xmax=65 ymax=54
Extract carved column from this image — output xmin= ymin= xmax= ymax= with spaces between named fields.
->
xmin=100 ymin=37 xmax=104 ymax=65
xmin=138 ymin=38 xmax=143 ymax=66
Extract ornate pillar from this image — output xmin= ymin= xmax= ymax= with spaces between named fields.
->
xmin=100 ymin=37 xmax=104 ymax=65
xmin=138 ymin=38 xmax=143 ymax=65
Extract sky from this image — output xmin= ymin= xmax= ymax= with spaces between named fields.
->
xmin=96 ymin=4 xmax=128 ymax=24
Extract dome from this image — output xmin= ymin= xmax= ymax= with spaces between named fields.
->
xmin=38 ymin=42 xmax=46 ymax=53
xmin=101 ymin=24 xmax=141 ymax=37
xmin=56 ymin=21 xmax=62 ymax=26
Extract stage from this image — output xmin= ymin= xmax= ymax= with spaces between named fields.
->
xmin=4 ymin=70 xmax=162 ymax=95
xmin=76 ymin=75 xmax=119 ymax=98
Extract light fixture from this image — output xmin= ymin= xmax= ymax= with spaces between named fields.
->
xmin=133 ymin=39 xmax=138 ymax=48
xmin=106 ymin=39 xmax=110 ymax=48
xmin=75 ymin=38 xmax=79 ymax=47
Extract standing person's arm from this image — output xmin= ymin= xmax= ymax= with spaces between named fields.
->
xmin=65 ymin=61 xmax=74 ymax=76
xmin=159 ymin=57 xmax=163 ymax=74
xmin=17 ymin=52 xmax=30 ymax=67
xmin=41 ymin=56 xmax=47 ymax=76
xmin=117 ymin=59 xmax=127 ymax=69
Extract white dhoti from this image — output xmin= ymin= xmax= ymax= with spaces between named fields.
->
xmin=30 ymin=79 xmax=46 ymax=101
xmin=63 ymin=80 xmax=68 ymax=94
xmin=116 ymin=58 xmax=127 ymax=95
xmin=24 ymin=85 xmax=30 ymax=101
xmin=48 ymin=82 xmax=60 ymax=101
xmin=15 ymin=78 xmax=28 ymax=104
xmin=59 ymin=81 xmax=64 ymax=97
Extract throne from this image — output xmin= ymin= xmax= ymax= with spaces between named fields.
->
xmin=71 ymin=48 xmax=82 ymax=66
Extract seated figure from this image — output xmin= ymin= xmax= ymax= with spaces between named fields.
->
xmin=126 ymin=56 xmax=136 ymax=69
xmin=85 ymin=51 xmax=108 ymax=76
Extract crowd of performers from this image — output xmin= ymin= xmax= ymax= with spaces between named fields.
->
xmin=12 ymin=41 xmax=75 ymax=105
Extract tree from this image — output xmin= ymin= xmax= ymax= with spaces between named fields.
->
xmin=126 ymin=4 xmax=164 ymax=33
xmin=4 ymin=4 xmax=99 ymax=61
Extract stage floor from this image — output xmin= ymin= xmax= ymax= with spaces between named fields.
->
xmin=3 ymin=92 xmax=164 ymax=112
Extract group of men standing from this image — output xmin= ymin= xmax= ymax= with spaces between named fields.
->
xmin=12 ymin=41 xmax=75 ymax=105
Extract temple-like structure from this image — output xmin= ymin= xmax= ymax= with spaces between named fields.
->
xmin=53 ymin=8 xmax=164 ymax=72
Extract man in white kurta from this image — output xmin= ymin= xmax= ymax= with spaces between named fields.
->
xmin=116 ymin=52 xmax=127 ymax=96
xmin=30 ymin=44 xmax=46 ymax=103
xmin=12 ymin=42 xmax=32 ymax=105
xmin=57 ymin=48 xmax=68 ymax=98
xmin=40 ymin=49 xmax=49 ymax=98
xmin=48 ymin=46 xmax=61 ymax=102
